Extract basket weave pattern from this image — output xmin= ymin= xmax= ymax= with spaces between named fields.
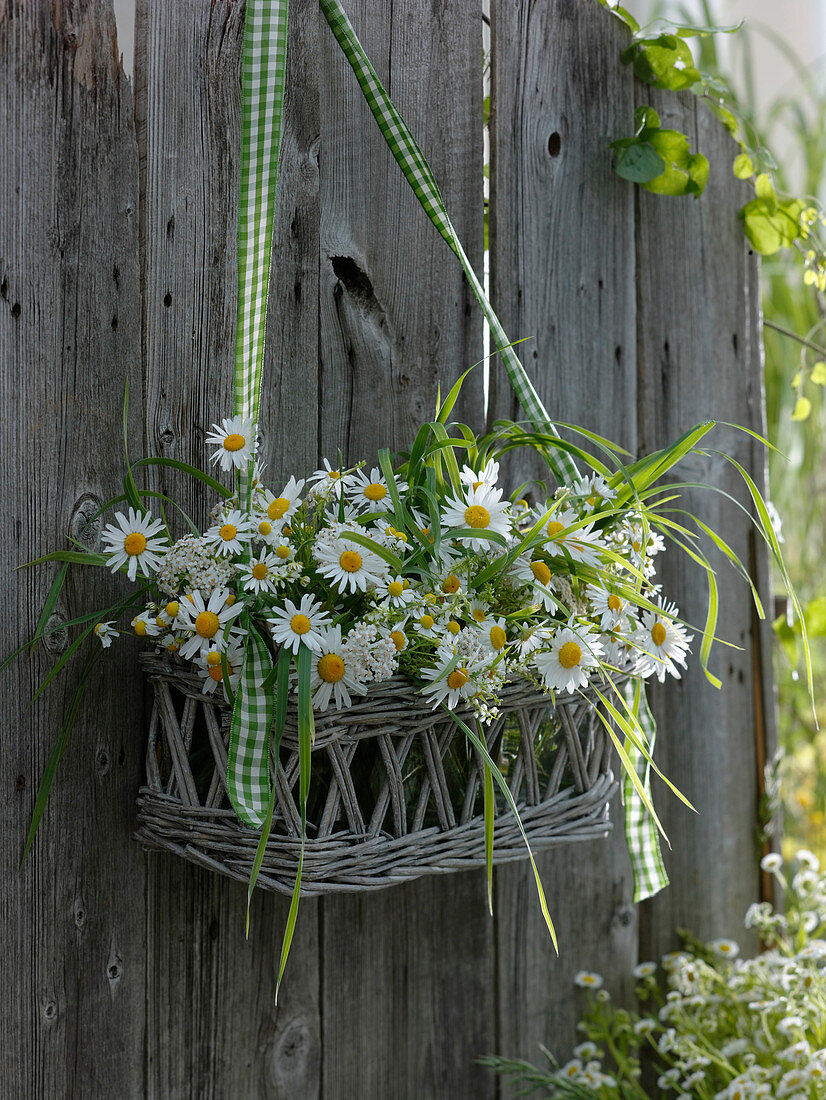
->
xmin=135 ymin=653 xmax=617 ymax=895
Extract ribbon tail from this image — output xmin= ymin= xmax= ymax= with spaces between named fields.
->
xmin=227 ymin=619 xmax=276 ymax=828
xmin=623 ymin=678 xmax=670 ymax=902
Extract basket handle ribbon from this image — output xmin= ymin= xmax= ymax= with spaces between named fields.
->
xmin=228 ymin=0 xmax=668 ymax=901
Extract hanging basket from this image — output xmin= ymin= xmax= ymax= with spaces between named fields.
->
xmin=135 ymin=653 xmax=618 ymax=896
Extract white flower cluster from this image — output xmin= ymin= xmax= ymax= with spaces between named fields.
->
xmin=553 ymin=851 xmax=826 ymax=1100
xmin=93 ymin=427 xmax=693 ymax=716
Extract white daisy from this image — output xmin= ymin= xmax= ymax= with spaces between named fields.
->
xmin=308 ymin=458 xmax=355 ymax=499
xmin=467 ymin=597 xmax=490 ymax=625
xmin=374 ymin=575 xmax=416 ymax=609
xmin=205 ymin=414 xmax=257 ymax=472
xmin=570 ymin=474 xmax=616 ymax=509
xmin=101 ymin=507 xmax=169 ymax=581
xmin=511 ymin=554 xmax=557 ymax=612
xmin=477 ymin=616 xmax=509 ymax=653
xmin=440 ymin=483 xmax=512 ymax=545
xmin=573 ymin=971 xmax=604 ymax=990
xmin=197 ymin=641 xmax=244 ymax=696
xmin=131 ymin=610 xmax=164 ymax=638
xmin=259 ymin=476 xmax=305 ymax=527
xmin=93 ymin=621 xmax=119 ymax=649
xmin=235 ymin=551 xmax=283 ymax=595
xmin=382 ymin=623 xmax=410 ymax=653
xmin=590 ymin=585 xmax=632 ymax=631
xmin=544 ymin=507 xmax=604 ymax=566
xmin=420 ymin=648 xmax=484 ymax=710
xmin=459 ymin=459 xmax=499 ymax=490
xmin=533 ymin=621 xmax=604 ymax=694
xmin=309 ymin=626 xmax=367 ymax=712
xmin=203 ymin=509 xmax=255 ymax=557
xmin=411 ymin=607 xmax=440 ymax=638
xmin=633 ymin=598 xmax=692 ymax=682
xmin=176 ymin=588 xmax=246 ymax=660
xmin=268 ymin=595 xmax=331 ymax=654
xmin=313 ymin=535 xmax=389 ymax=593
xmin=349 ymin=467 xmax=407 ymax=514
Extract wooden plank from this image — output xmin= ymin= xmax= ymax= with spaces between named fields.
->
xmin=634 ymin=89 xmax=775 ymax=960
xmin=0 ymin=2 xmax=146 ymax=1095
xmin=136 ymin=3 xmax=322 ymax=1095
xmin=317 ymin=0 xmax=485 ymax=466
xmin=316 ymin=3 xmax=492 ymax=1097
xmin=489 ymin=0 xmax=639 ymax=1078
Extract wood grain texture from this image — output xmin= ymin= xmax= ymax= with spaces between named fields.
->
xmin=634 ymin=88 xmax=777 ymax=961
xmin=0 ymin=2 xmax=146 ymax=1096
xmin=316 ymin=4 xmax=492 ymax=1097
xmin=488 ymin=0 xmax=637 ymax=486
xmin=488 ymin=0 xmax=638 ymax=1080
xmin=136 ymin=3 xmax=322 ymax=1095
xmin=318 ymin=0 xmax=484 ymax=464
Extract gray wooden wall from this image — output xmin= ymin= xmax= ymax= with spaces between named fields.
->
xmin=1 ymin=1 xmax=774 ymax=1097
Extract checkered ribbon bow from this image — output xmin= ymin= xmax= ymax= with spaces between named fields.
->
xmin=228 ymin=0 xmax=668 ymax=901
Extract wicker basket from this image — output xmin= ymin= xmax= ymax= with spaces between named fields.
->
xmin=135 ymin=652 xmax=617 ymax=896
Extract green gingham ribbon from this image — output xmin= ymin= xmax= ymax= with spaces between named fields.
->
xmin=624 ymin=681 xmax=669 ymax=901
xmin=318 ymin=0 xmax=668 ymax=901
xmin=228 ymin=618 xmax=276 ymax=827
xmin=227 ymin=0 xmax=670 ymax=896
xmin=226 ymin=0 xmax=289 ymax=828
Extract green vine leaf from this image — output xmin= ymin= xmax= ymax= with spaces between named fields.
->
xmin=739 ymin=196 xmax=805 ymax=255
xmin=732 ymin=153 xmax=753 ymax=179
xmin=621 ymin=34 xmax=701 ymax=90
xmin=613 ymin=113 xmax=709 ymax=197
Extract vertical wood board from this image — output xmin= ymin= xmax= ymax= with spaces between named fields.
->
xmin=0 ymin=2 xmax=146 ymax=1096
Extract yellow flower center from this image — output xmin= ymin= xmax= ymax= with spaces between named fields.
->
xmin=419 ymin=614 xmax=435 ymax=630
xmin=206 ymin=651 xmax=222 ymax=666
xmin=165 ymin=602 xmax=179 ymax=618
xmin=267 ymin=497 xmax=290 ymax=520
xmin=464 ymin=505 xmax=491 ymax=529
xmin=389 ymin=630 xmax=407 ymax=652
xmin=339 ymin=550 xmax=363 ymax=573
xmin=472 ymin=480 xmax=484 ymax=491
xmin=632 ymin=540 xmax=641 ymax=552
xmin=223 ymin=433 xmax=246 ymax=452
xmin=447 ymin=620 xmax=461 ymax=636
xmin=155 ymin=617 xmax=165 ymax=627
xmin=387 ymin=581 xmax=404 ymax=597
xmin=472 ymin=609 xmax=486 ymax=623
xmin=275 ymin=545 xmax=291 ymax=560
xmin=442 ymin=574 xmax=460 ymax=594
xmin=225 ymin=594 xmax=236 ymax=606
xmin=318 ymin=653 xmax=345 ymax=683
xmin=134 ymin=621 xmax=147 ymax=637
xmin=547 ymin=520 xmax=565 ymax=538
xmin=530 ymin=560 xmax=551 ymax=585
xmin=123 ymin=532 xmax=147 ymax=556
xmin=364 ymin=482 xmax=387 ymax=502
xmin=558 ymin=641 xmax=582 ymax=669
xmin=258 ymin=520 xmax=272 ymax=535
xmin=651 ymin=622 xmax=667 ymax=646
xmin=607 ymin=594 xmax=623 ymax=613
xmin=447 ymin=668 xmax=469 ymax=691
xmin=327 ymin=470 xmax=341 ymax=480
xmin=219 ymin=524 xmax=237 ymax=542
xmin=490 ymin=625 xmax=507 ymax=650
xmin=208 ymin=666 xmax=225 ymax=682
xmin=196 ymin=611 xmax=220 ymax=639
xmin=290 ymin=614 xmax=311 ymax=635
xmin=251 ymin=563 xmax=269 ymax=580
xmin=93 ymin=623 xmax=103 ymax=635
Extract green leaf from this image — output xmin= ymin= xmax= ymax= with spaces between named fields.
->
xmin=732 ymin=153 xmax=753 ymax=179
xmin=792 ymin=397 xmax=812 ymax=421
xmin=626 ymin=35 xmax=701 ymax=90
xmin=612 ymin=140 xmax=666 ymax=184
xmin=811 ymin=361 xmax=826 ymax=385
xmin=246 ymin=647 xmax=292 ymax=935
xmin=483 ymin=759 xmax=494 ymax=916
xmin=754 ymin=173 xmax=775 ymax=203
xmin=131 ymin=457 xmax=233 ymax=499
xmin=21 ymin=651 xmax=101 ymax=867
xmin=446 ymin=706 xmax=557 ymax=952
xmin=275 ymin=644 xmax=315 ymax=1003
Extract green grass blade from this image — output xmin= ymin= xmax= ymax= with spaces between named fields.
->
xmin=344 ymin=531 xmax=404 ymax=574
xmin=446 ymin=706 xmax=557 ymax=952
xmin=132 ymin=457 xmax=233 ymax=499
xmin=275 ymin=645 xmax=314 ymax=1003
xmin=20 ymin=650 xmax=101 ymax=868
xmin=483 ymin=757 xmax=494 ymax=915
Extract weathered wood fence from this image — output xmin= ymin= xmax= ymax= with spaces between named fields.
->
xmin=1 ymin=1 xmax=775 ymax=1096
